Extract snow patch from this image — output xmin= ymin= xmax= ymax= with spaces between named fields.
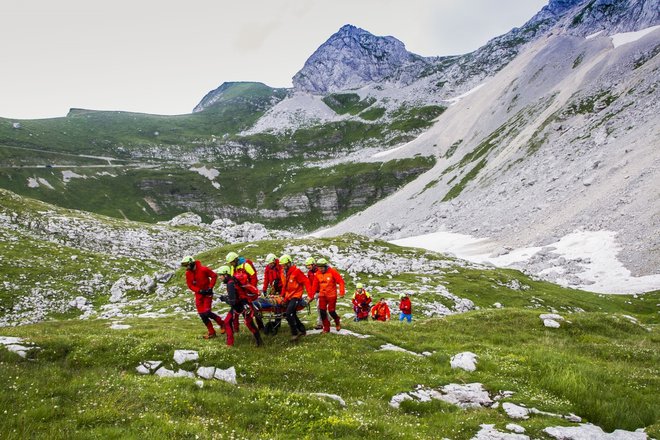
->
xmin=391 ymin=230 xmax=660 ymax=294
xmin=445 ymin=83 xmax=486 ymax=105
xmin=586 ymin=30 xmax=604 ymax=40
xmin=611 ymin=25 xmax=660 ymax=48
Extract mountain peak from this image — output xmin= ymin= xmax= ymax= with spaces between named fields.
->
xmin=292 ymin=24 xmax=428 ymax=94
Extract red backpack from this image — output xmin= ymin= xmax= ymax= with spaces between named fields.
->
xmin=235 ymin=259 xmax=258 ymax=287
xmin=233 ymin=271 xmax=259 ymax=302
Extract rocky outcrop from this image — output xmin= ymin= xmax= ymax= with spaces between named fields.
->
xmin=292 ymin=25 xmax=432 ymax=94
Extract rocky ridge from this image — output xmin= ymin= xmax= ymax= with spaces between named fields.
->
xmin=314 ymin=1 xmax=660 ymax=279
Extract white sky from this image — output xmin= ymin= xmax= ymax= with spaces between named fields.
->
xmin=0 ymin=0 xmax=547 ymax=120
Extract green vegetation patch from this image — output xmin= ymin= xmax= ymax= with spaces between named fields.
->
xmin=564 ymin=90 xmax=618 ymax=115
xmin=359 ymin=107 xmax=386 ymax=121
xmin=444 ymin=139 xmax=463 ymax=158
xmin=322 ymin=93 xmax=376 ymax=115
xmin=442 ymin=159 xmax=487 ymax=201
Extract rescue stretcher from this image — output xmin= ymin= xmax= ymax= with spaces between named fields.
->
xmin=252 ymin=296 xmax=311 ymax=335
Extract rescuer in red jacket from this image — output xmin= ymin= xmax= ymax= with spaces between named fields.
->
xmin=262 ymin=253 xmax=283 ymax=296
xmin=216 ymin=265 xmax=263 ymax=347
xmin=279 ymin=254 xmax=312 ymax=341
xmin=181 ymin=256 xmax=225 ymax=339
xmin=314 ymin=258 xmax=345 ymax=333
xmin=371 ymin=298 xmax=391 ymax=322
xmin=352 ymin=283 xmax=372 ymax=321
xmin=305 ymin=256 xmax=322 ymax=329
xmin=398 ymin=293 xmax=412 ymax=323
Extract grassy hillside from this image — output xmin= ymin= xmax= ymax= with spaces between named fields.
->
xmin=0 ymin=291 xmax=657 ymax=439
xmin=1 ymin=224 xmax=658 ymax=438
xmin=0 ymin=83 xmax=440 ymax=229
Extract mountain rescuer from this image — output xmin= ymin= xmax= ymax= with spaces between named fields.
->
xmin=314 ymin=258 xmax=345 ymax=332
xmin=305 ymin=257 xmax=322 ymax=329
xmin=262 ymin=253 xmax=282 ymax=296
xmin=181 ymin=255 xmax=225 ymax=339
xmin=216 ymin=265 xmax=263 ymax=347
xmin=225 ymin=251 xmax=262 ymax=332
xmin=279 ymin=254 xmax=312 ymax=341
xmin=226 ymin=251 xmax=258 ymax=287
xmin=351 ymin=283 xmax=372 ymax=321
xmin=371 ymin=298 xmax=391 ymax=321
xmin=398 ymin=293 xmax=412 ymax=323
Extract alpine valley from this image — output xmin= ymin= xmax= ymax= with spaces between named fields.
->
xmin=0 ymin=1 xmax=659 ymax=439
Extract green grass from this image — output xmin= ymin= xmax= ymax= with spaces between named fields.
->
xmin=564 ymin=90 xmax=618 ymax=116
xmin=0 ymin=301 xmax=657 ymax=439
xmin=322 ymin=93 xmax=376 ymax=115
xmin=442 ymin=159 xmax=487 ymax=201
xmin=359 ymin=107 xmax=386 ymax=121
xmin=444 ymin=139 xmax=463 ymax=158
xmin=1 ymin=223 xmax=659 ymax=438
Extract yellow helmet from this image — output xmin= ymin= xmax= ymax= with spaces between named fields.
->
xmin=225 ymin=251 xmax=239 ymax=263
xmin=316 ymin=257 xmax=328 ymax=266
xmin=356 ymin=283 xmax=364 ymax=289
xmin=305 ymin=257 xmax=316 ymax=266
xmin=266 ymin=253 xmax=277 ymax=264
xmin=217 ymin=265 xmax=231 ymax=275
xmin=180 ymin=255 xmax=194 ymax=266
xmin=279 ymin=254 xmax=292 ymax=265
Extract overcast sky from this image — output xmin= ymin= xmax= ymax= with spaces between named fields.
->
xmin=0 ymin=0 xmax=548 ymax=120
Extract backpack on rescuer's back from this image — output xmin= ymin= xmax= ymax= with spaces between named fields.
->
xmin=235 ymin=258 xmax=258 ymax=286
xmin=233 ymin=270 xmax=259 ymax=302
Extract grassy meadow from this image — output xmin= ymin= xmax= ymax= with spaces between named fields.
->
xmin=1 ymin=233 xmax=658 ymax=439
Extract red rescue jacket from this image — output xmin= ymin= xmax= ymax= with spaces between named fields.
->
xmin=306 ymin=268 xmax=320 ymax=297
xmin=185 ymin=261 xmax=217 ymax=294
xmin=352 ymin=290 xmax=372 ymax=308
xmin=231 ymin=258 xmax=258 ymax=287
xmin=280 ymin=265 xmax=312 ymax=301
xmin=226 ymin=277 xmax=258 ymax=304
xmin=314 ymin=267 xmax=345 ymax=300
xmin=371 ymin=301 xmax=391 ymax=321
xmin=262 ymin=260 xmax=282 ymax=294
xmin=399 ymin=297 xmax=412 ymax=314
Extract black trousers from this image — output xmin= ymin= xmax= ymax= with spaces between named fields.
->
xmin=284 ymin=298 xmax=306 ymax=335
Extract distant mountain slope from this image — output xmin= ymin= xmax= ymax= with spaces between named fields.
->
xmin=318 ymin=1 xmax=660 ymax=279
xmin=192 ymin=81 xmax=288 ymax=113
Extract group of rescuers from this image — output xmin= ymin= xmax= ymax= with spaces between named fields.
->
xmin=181 ymin=252 xmax=413 ymax=346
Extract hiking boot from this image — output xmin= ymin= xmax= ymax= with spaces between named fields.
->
xmin=335 ymin=324 xmax=341 ymax=331
xmin=203 ymin=333 xmax=217 ymax=340
xmin=290 ymin=333 xmax=300 ymax=342
xmin=219 ymin=327 xmax=226 ymax=335
xmin=254 ymin=332 xmax=263 ymax=347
